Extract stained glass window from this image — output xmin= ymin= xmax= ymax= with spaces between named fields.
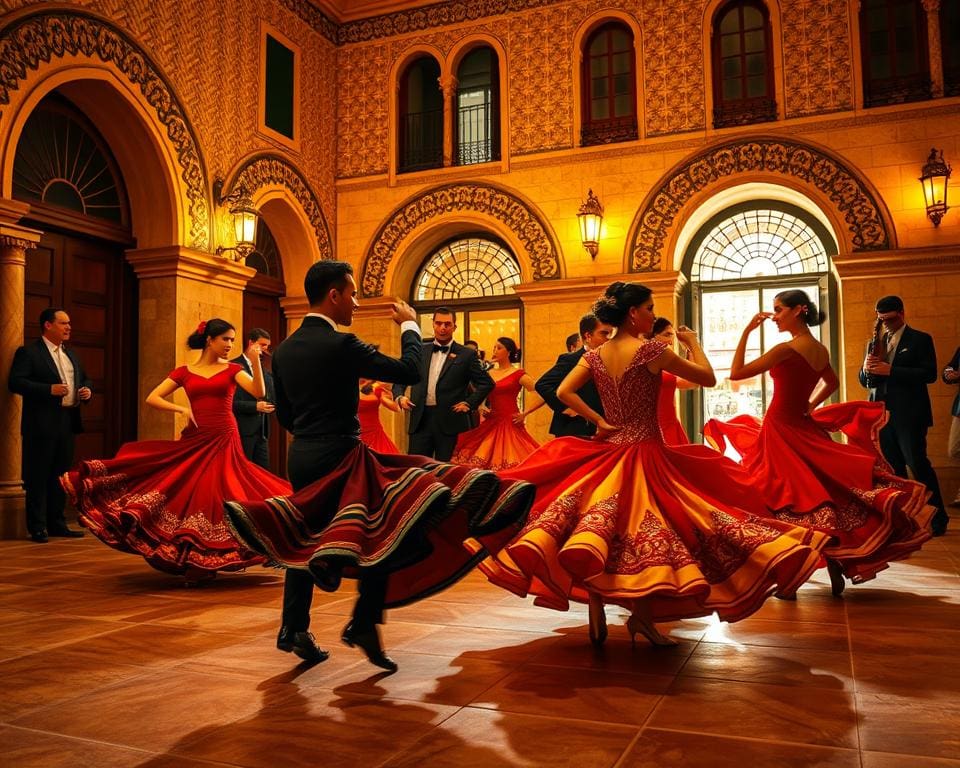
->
xmin=692 ymin=208 xmax=829 ymax=282
xmin=415 ymin=238 xmax=520 ymax=301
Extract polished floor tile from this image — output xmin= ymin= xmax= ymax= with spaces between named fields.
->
xmin=0 ymin=534 xmax=956 ymax=766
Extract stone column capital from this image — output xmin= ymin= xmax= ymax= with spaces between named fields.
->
xmin=125 ymin=245 xmax=256 ymax=290
xmin=921 ymin=0 xmax=940 ymax=13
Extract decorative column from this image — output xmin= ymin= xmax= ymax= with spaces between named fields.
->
xmin=440 ymin=74 xmax=458 ymax=167
xmin=0 ymin=216 xmax=42 ymax=539
xmin=923 ymin=0 xmax=944 ymax=98
xmin=126 ymin=245 xmax=255 ymax=440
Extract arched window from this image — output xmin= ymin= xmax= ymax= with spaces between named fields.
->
xmin=412 ymin=236 xmax=522 ymax=356
xmin=13 ymin=96 xmax=128 ymax=225
xmin=581 ymin=22 xmax=638 ymax=146
xmin=684 ymin=204 xmax=836 ymax=430
xmin=456 ymin=47 xmax=500 ymax=166
xmin=942 ymin=0 xmax=960 ymax=97
xmin=712 ymin=0 xmax=776 ymax=128
xmin=399 ymin=56 xmax=443 ymax=173
xmin=860 ymin=0 xmax=930 ymax=107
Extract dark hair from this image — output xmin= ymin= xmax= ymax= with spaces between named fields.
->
xmin=304 ymin=261 xmax=353 ymax=306
xmin=651 ymin=317 xmax=673 ymax=335
xmin=39 ymin=307 xmax=64 ymax=327
xmin=775 ymin=289 xmax=826 ymax=327
xmin=434 ymin=306 xmax=457 ymax=323
xmin=247 ymin=327 xmax=270 ymax=343
xmin=579 ymin=313 xmax=599 ymax=337
xmin=876 ymin=295 xmax=904 ymax=313
xmin=463 ymin=339 xmax=479 ymax=349
xmin=565 ymin=333 xmax=580 ymax=351
xmin=497 ymin=336 xmax=522 ymax=364
xmin=592 ymin=282 xmax=653 ymax=327
xmin=187 ymin=318 xmax=235 ymax=350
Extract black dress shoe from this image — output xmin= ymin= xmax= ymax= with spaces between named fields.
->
xmin=48 ymin=526 xmax=84 ymax=538
xmin=342 ymin=622 xmax=398 ymax=672
xmin=29 ymin=530 xmax=48 ymax=543
xmin=276 ymin=627 xmax=329 ymax=663
xmin=308 ymin=559 xmax=342 ymax=592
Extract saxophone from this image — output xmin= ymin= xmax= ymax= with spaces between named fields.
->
xmin=864 ymin=317 xmax=886 ymax=389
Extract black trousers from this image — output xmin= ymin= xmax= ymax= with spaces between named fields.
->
xmin=879 ymin=414 xmax=947 ymax=528
xmin=21 ymin=410 xmax=75 ymax=535
xmin=281 ymin=436 xmax=388 ymax=633
xmin=408 ymin=407 xmax=458 ymax=461
xmin=239 ymin=433 xmax=270 ymax=471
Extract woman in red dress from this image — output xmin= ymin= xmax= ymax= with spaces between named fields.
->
xmin=62 ymin=319 xmax=290 ymax=582
xmin=452 ymin=337 xmax=544 ymax=470
xmin=479 ymin=283 xmax=830 ymax=647
xmin=650 ymin=318 xmax=698 ymax=445
xmin=704 ymin=290 xmax=934 ymax=595
xmin=358 ymin=379 xmax=400 ymax=453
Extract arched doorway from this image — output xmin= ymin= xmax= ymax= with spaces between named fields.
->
xmin=411 ymin=235 xmax=522 ymax=364
xmin=682 ymin=201 xmax=838 ymax=438
xmin=241 ymin=220 xmax=286 ymax=475
xmin=13 ymin=92 xmax=138 ymax=460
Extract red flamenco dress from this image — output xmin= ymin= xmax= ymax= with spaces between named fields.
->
xmin=703 ymin=350 xmax=934 ymax=583
xmin=451 ymin=368 xmax=540 ymax=470
xmin=62 ymin=365 xmax=288 ymax=575
xmin=358 ymin=384 xmax=399 ymax=454
xmin=658 ymin=371 xmax=689 ymax=445
xmin=479 ymin=341 xmax=830 ymax=623
xmin=225 ymin=448 xmax=535 ymax=609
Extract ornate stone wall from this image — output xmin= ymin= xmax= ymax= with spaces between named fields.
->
xmin=782 ymin=0 xmax=854 ymax=118
xmin=0 ymin=0 xmax=338 ymax=241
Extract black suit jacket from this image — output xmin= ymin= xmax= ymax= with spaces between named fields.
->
xmin=535 ymin=347 xmax=603 ymax=437
xmin=9 ymin=338 xmax=91 ymax=437
xmin=273 ymin=316 xmax=421 ymax=439
xmin=942 ymin=346 xmax=960 ymax=418
xmin=230 ymin=355 xmax=276 ymax=439
xmin=393 ymin=341 xmax=494 ymax=436
xmin=858 ymin=325 xmax=936 ymax=428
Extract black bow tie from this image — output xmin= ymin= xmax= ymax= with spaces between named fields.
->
xmin=433 ymin=344 xmax=450 ymax=354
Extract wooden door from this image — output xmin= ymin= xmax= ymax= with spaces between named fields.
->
xmin=24 ymin=231 xmax=138 ymax=461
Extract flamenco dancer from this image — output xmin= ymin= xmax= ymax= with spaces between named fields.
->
xmin=451 ymin=337 xmax=545 ymax=470
xmin=62 ymin=319 xmax=289 ymax=583
xmin=704 ymin=290 xmax=934 ymax=594
xmin=358 ymin=376 xmax=401 ymax=453
xmin=649 ymin=318 xmax=699 ymax=445
xmin=224 ymin=262 xmax=534 ymax=670
xmin=481 ymin=282 xmax=830 ymax=646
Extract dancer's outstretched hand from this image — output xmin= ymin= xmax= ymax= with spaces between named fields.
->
xmin=391 ymin=299 xmax=417 ymax=324
xmin=595 ymin=419 xmax=621 ymax=439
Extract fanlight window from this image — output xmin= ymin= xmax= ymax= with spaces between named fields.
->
xmin=415 ymin=238 xmax=520 ymax=301
xmin=245 ymin=220 xmax=281 ymax=278
xmin=692 ymin=209 xmax=829 ymax=282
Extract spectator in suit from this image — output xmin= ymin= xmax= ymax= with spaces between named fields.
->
xmin=394 ymin=308 xmax=494 ymax=460
xmin=565 ymin=333 xmax=583 ymax=353
xmin=231 ymin=328 xmax=275 ymax=470
xmin=9 ymin=307 xmax=91 ymax=542
xmin=536 ymin=313 xmax=613 ymax=438
xmin=860 ymin=295 xmax=947 ymax=536
xmin=942 ymin=345 xmax=960 ymax=507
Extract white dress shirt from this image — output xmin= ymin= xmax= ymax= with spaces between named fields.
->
xmin=43 ymin=336 xmax=75 ymax=407
xmin=425 ymin=342 xmax=450 ymax=406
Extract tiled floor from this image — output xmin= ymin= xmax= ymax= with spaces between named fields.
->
xmin=1 ymin=523 xmax=958 ymax=768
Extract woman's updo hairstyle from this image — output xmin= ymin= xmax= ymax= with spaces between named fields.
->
xmin=651 ymin=317 xmax=673 ymax=336
xmin=592 ymin=281 xmax=653 ymax=327
xmin=497 ymin=336 xmax=522 ymax=364
xmin=775 ymin=289 xmax=826 ymax=327
xmin=186 ymin=318 xmax=235 ymax=350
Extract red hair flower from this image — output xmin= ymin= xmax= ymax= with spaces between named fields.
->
xmin=196 ymin=320 xmax=207 ymax=335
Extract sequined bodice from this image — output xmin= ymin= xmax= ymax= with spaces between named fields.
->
xmin=584 ymin=341 xmax=667 ymax=445
xmin=487 ymin=369 xmax=524 ymax=417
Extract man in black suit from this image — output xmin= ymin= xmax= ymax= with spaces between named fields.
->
xmin=231 ymin=328 xmax=275 ymax=470
xmin=9 ymin=308 xmax=91 ymax=542
xmin=393 ymin=307 xmax=493 ymax=460
xmin=536 ymin=313 xmax=613 ymax=438
xmin=270 ymin=261 xmax=422 ymax=671
xmin=860 ymin=295 xmax=947 ymax=535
